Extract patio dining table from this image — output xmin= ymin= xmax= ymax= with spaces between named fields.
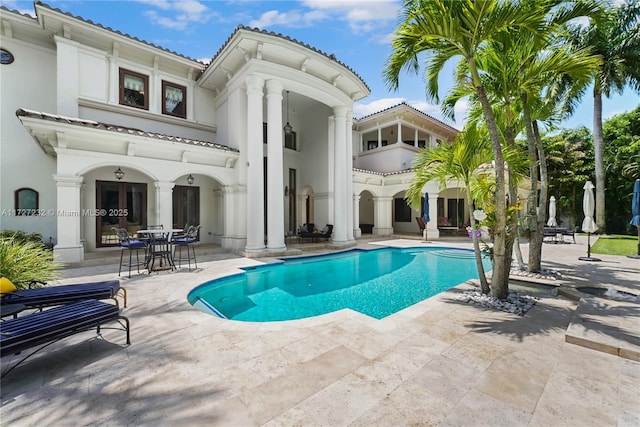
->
xmin=137 ymin=228 xmax=184 ymax=273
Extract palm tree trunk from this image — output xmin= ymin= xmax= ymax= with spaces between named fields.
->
xmin=523 ymin=97 xmax=543 ymax=272
xmin=474 ymin=83 xmax=509 ymax=300
xmin=534 ymin=120 xmax=549 ymax=265
xmin=593 ymin=89 xmax=605 ymax=231
xmin=468 ymin=191 xmax=490 ymax=294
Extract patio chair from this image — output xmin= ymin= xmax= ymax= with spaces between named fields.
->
xmin=0 ymin=299 xmax=130 ymax=378
xmin=0 ymin=278 xmax=126 ymax=309
xmin=317 ymin=224 xmax=333 ymax=241
xmin=171 ymin=225 xmax=201 ymax=270
xmin=113 ymin=227 xmax=147 ymax=278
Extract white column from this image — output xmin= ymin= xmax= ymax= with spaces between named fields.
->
xmin=333 ymin=106 xmax=349 ymax=244
xmin=373 ymin=196 xmax=394 ymax=235
xmin=53 ymin=175 xmax=84 ymax=262
xmin=396 ymin=121 xmax=402 ymax=144
xmin=359 ymin=133 xmax=364 ymax=153
xmin=414 ymin=128 xmax=419 ymax=148
xmin=155 ymin=181 xmax=174 ymax=229
xmin=266 ymin=79 xmax=286 ymax=251
xmin=353 ymin=193 xmax=361 ymax=238
xmin=220 ymin=185 xmax=247 ymax=252
xmin=377 ymin=127 xmax=382 ymax=148
xmin=426 ymin=192 xmax=440 ymax=240
xmin=346 ymin=111 xmax=354 ymax=242
xmin=245 ymin=75 xmax=266 ymax=252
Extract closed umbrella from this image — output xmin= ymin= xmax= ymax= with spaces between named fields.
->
xmin=579 ymin=181 xmax=601 ymax=261
xmin=422 ymin=192 xmax=430 ymax=241
xmin=629 ymin=179 xmax=640 ymax=258
xmin=547 ymin=196 xmax=558 ymax=227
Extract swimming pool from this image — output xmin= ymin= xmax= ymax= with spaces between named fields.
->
xmin=188 ymin=247 xmax=491 ymax=322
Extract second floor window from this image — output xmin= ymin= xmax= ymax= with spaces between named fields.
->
xmin=163 ymin=81 xmax=186 ymax=118
xmin=120 ymin=69 xmax=148 ymax=110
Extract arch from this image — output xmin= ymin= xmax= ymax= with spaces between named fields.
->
xmin=14 ymin=187 xmax=39 ymax=214
xmin=358 ymin=190 xmax=375 ymax=234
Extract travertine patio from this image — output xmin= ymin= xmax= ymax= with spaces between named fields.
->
xmin=1 ymin=235 xmax=638 ymax=426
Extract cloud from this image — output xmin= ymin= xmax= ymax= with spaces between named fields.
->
xmin=249 ymin=0 xmax=400 ymax=34
xmin=249 ymin=9 xmax=326 ymax=29
xmin=137 ymin=0 xmax=212 ymax=30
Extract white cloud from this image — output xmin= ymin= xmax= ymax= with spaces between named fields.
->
xmin=135 ymin=0 xmax=172 ymax=10
xmin=249 ymin=0 xmax=400 ymax=34
xmin=249 ymin=9 xmax=326 ymax=29
xmin=304 ymin=0 xmax=400 ymax=34
xmin=138 ymin=0 xmax=212 ymax=30
xmin=353 ymin=97 xmax=404 ymax=118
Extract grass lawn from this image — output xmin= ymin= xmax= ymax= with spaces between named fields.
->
xmin=591 ymin=234 xmax=639 ymax=256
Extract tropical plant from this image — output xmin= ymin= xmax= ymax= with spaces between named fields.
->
xmin=406 ymin=124 xmax=494 ymax=293
xmin=603 ymin=106 xmax=640 ymax=233
xmin=384 ymin=0 xmax=563 ymax=299
xmin=0 ymin=236 xmax=62 ymax=288
xmin=565 ymin=0 xmax=640 ymax=229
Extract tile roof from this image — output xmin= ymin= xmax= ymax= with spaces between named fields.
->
xmin=15 ymin=108 xmax=237 ymax=152
xmin=355 ymin=102 xmax=459 ymax=134
xmin=31 ymin=1 xmax=205 ymax=64
xmin=353 ymin=167 xmax=414 ymax=177
xmin=205 ymin=25 xmax=370 ymax=92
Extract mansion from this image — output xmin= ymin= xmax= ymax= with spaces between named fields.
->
xmin=1 ymin=2 xmax=465 ymax=263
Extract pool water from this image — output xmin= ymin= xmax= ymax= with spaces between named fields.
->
xmin=188 ymin=247 xmax=491 ymax=322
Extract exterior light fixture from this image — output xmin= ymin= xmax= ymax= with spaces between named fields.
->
xmin=187 ymin=174 xmax=195 ymax=185
xmin=284 ymin=90 xmax=293 ymax=135
xmin=114 ymin=167 xmax=124 ymax=180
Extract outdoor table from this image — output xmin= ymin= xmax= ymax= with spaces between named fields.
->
xmin=137 ymin=228 xmax=183 ymax=273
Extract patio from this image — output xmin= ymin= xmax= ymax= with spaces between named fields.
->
xmin=1 ymin=235 xmax=638 ymax=426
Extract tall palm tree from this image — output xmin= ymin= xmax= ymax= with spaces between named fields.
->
xmin=384 ymin=0 xmax=554 ymax=299
xmin=566 ymin=0 xmax=640 ymax=230
xmin=406 ymin=124 xmax=494 ymax=293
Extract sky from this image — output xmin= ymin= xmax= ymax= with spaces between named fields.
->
xmin=2 ymin=0 xmax=639 ymax=131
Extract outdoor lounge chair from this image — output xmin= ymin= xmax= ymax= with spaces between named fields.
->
xmin=0 ymin=279 xmax=126 ymax=310
xmin=0 ymin=299 xmax=130 ymax=378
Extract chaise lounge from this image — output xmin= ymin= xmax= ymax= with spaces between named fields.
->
xmin=0 ymin=299 xmax=130 ymax=378
xmin=0 ymin=279 xmax=126 ymax=310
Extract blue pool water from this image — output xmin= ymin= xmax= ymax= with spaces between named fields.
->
xmin=188 ymin=247 xmax=491 ymax=322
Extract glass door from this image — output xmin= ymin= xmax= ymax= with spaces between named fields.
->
xmin=172 ymin=185 xmax=199 ymax=237
xmin=96 ymin=181 xmax=147 ymax=247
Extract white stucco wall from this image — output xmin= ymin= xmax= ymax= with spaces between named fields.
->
xmin=0 ymin=37 xmax=58 ymax=241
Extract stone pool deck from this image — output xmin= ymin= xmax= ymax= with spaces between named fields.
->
xmin=1 ymin=235 xmax=638 ymax=426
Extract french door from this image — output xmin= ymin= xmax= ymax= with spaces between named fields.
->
xmin=172 ymin=185 xmax=199 ymax=237
xmin=96 ymin=181 xmax=147 ymax=247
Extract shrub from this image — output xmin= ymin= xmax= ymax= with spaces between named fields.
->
xmin=0 ymin=236 xmax=62 ymax=289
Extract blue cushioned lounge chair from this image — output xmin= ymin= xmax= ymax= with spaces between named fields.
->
xmin=0 ymin=299 xmax=130 ymax=378
xmin=0 ymin=280 xmax=126 ymax=309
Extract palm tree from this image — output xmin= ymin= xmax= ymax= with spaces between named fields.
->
xmin=384 ymin=0 xmax=556 ymax=299
xmin=566 ymin=0 xmax=640 ymax=230
xmin=406 ymin=124 xmax=494 ymax=293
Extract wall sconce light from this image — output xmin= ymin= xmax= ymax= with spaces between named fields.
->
xmin=284 ymin=186 xmax=289 ymax=196
xmin=114 ymin=167 xmax=124 ymax=180
xmin=187 ymin=174 xmax=195 ymax=185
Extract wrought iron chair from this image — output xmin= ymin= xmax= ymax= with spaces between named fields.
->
xmin=112 ymin=227 xmax=147 ymax=278
xmin=171 ymin=225 xmax=200 ymax=270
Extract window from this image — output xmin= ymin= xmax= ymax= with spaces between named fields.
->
xmin=285 ymin=131 xmax=297 ymax=150
xmin=394 ymin=197 xmax=412 ymax=222
xmin=367 ymin=141 xmax=377 ymax=150
xmin=119 ymin=68 xmax=148 ymax=109
xmin=162 ymin=81 xmax=186 ymax=118
xmin=14 ymin=188 xmax=39 ymax=215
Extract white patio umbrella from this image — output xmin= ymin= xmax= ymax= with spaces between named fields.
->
xmin=579 ymin=181 xmax=601 ymax=261
xmin=546 ymin=196 xmax=558 ymax=227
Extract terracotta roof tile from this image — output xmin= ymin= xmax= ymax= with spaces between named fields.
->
xmin=15 ymin=108 xmax=237 ymax=152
